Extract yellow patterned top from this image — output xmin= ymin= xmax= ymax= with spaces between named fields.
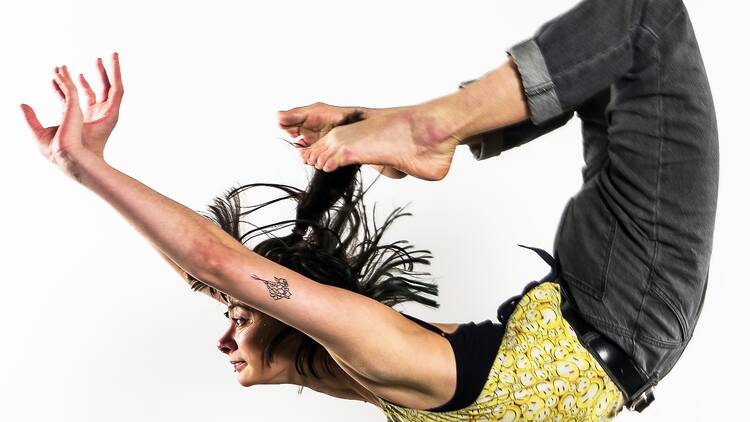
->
xmin=377 ymin=282 xmax=625 ymax=421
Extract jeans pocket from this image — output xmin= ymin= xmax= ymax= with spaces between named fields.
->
xmin=555 ymin=181 xmax=617 ymax=301
xmin=637 ymin=284 xmax=688 ymax=346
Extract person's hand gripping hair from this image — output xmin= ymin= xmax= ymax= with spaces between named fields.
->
xmin=278 ymin=103 xmax=408 ymax=179
xmin=279 ymin=101 xmax=462 ymax=181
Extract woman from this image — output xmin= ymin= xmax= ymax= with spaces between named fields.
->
xmin=22 ymin=0 xmax=716 ymax=421
xmin=25 ymin=54 xmax=614 ymax=421
xmin=283 ymin=0 xmax=717 ymax=419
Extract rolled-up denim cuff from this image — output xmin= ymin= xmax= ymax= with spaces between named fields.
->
xmin=507 ymin=38 xmax=563 ymax=125
xmin=467 ymin=131 xmax=505 ymax=161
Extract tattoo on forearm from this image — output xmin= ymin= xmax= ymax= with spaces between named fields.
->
xmin=251 ymin=274 xmax=292 ymax=300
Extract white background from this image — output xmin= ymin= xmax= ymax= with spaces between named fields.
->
xmin=0 ymin=0 xmax=745 ymax=420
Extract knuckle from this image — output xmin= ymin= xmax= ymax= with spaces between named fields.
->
xmin=312 ymin=101 xmax=329 ymax=110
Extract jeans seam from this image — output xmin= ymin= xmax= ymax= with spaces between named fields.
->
xmin=650 ymin=283 xmax=689 ymax=342
xmin=635 ymin=332 xmax=685 ymax=348
xmin=600 ymin=212 xmax=617 ymax=299
xmin=632 ymin=24 xmax=663 ymax=356
xmin=576 ymin=310 xmax=633 ymax=338
xmin=562 ymin=270 xmax=602 ymax=299
xmin=638 ymin=4 xmax=687 ymax=42
xmin=544 ymin=33 xmax=633 ymax=93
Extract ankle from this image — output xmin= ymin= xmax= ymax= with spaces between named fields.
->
xmin=413 ymin=96 xmax=474 ymax=146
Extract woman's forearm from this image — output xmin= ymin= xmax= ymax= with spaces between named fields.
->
xmin=148 ymin=237 xmax=227 ymax=303
xmin=67 ymin=150 xmax=240 ymax=282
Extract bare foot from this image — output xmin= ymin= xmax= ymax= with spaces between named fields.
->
xmin=301 ymin=108 xmax=460 ymax=181
xmin=278 ymin=103 xmax=408 ymax=179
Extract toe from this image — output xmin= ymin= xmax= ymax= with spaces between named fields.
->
xmin=315 ymin=149 xmax=331 ymax=170
xmin=300 ymin=149 xmax=311 ymax=165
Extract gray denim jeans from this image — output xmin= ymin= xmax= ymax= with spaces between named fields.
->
xmin=465 ymin=0 xmax=718 ymax=387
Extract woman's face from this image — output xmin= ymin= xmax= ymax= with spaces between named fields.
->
xmin=216 ymin=300 xmax=286 ymax=387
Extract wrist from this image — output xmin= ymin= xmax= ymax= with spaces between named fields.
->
xmin=55 ymin=148 xmax=108 ymax=185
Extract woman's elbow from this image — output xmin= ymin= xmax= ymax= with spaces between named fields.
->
xmin=190 ymin=239 xmax=231 ymax=284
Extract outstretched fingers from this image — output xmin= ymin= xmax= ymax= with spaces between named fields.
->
xmin=78 ymin=73 xmax=97 ymax=106
xmin=53 ymin=65 xmax=80 ymax=106
xmin=52 ymin=72 xmax=65 ymax=101
xmin=109 ymin=52 xmax=123 ymax=101
xmin=96 ymin=57 xmax=112 ymax=102
xmin=78 ymin=53 xmax=123 ymax=108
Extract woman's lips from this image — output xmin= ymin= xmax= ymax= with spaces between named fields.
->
xmin=231 ymin=361 xmax=247 ymax=372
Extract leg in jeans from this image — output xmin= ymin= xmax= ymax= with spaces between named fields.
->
xmin=475 ymin=0 xmax=718 ymax=387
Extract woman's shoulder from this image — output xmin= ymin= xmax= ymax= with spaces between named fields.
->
xmin=371 ymin=313 xmax=504 ymax=411
xmin=358 ymin=312 xmax=458 ymax=410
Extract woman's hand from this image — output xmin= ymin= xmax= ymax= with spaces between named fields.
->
xmin=278 ymin=102 xmax=407 ymax=179
xmin=77 ymin=53 xmax=124 ymax=159
xmin=21 ymin=53 xmax=123 ymax=168
xmin=21 ymin=65 xmax=86 ymax=173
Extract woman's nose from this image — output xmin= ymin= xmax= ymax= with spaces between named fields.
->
xmin=217 ymin=329 xmax=237 ymax=354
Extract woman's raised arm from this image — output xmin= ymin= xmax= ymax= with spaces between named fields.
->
xmin=22 ymin=56 xmax=452 ymax=404
xmin=21 ymin=53 xmax=229 ymax=305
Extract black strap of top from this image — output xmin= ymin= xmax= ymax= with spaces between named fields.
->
xmin=398 ymin=313 xmax=504 ymax=412
xmin=400 ymin=313 xmax=445 ymax=337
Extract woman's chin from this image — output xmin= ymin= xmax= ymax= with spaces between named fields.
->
xmin=237 ymin=367 xmax=256 ymax=387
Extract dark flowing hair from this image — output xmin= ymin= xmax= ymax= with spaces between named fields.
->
xmin=186 ymin=112 xmax=439 ymax=382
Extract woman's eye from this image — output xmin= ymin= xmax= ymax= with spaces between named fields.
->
xmin=233 ymin=317 xmax=247 ymax=327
